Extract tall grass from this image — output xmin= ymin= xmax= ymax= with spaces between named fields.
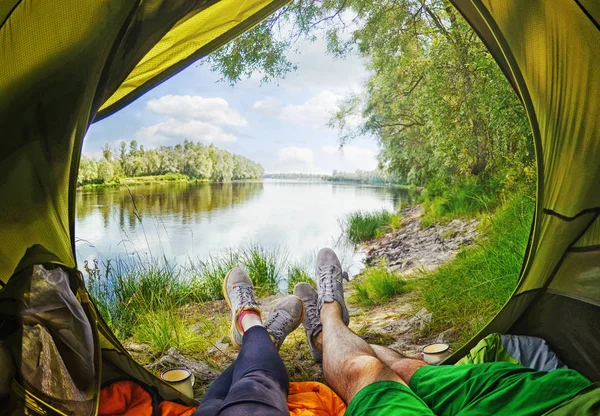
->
xmin=420 ymin=177 xmax=501 ymax=227
xmin=85 ymin=258 xmax=196 ymax=339
xmin=86 ymin=243 xmax=304 ymax=345
xmin=418 ymin=194 xmax=534 ymax=346
xmin=188 ymin=244 xmax=288 ymax=299
xmin=343 ymin=210 xmax=402 ymax=243
xmin=350 ymin=262 xmax=408 ymax=306
xmin=286 ymin=263 xmax=316 ymax=293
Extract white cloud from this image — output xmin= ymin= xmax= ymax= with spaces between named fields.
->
xmin=137 ymin=119 xmax=237 ymax=145
xmin=253 ymin=34 xmax=368 ymax=94
xmin=252 ymin=98 xmax=282 ymax=115
xmin=146 ymin=95 xmax=247 ymax=126
xmin=279 ymin=146 xmax=314 ymax=164
xmin=254 ymin=91 xmax=343 ymax=129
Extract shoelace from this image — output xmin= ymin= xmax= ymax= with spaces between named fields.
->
xmin=265 ymin=309 xmax=294 ymax=348
xmin=304 ymin=295 xmax=321 ymax=332
xmin=235 ymin=284 xmax=256 ymax=308
xmin=318 ymin=264 xmax=340 ymax=298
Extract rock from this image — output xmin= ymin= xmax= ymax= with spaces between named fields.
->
xmin=146 ymin=347 xmax=220 ymax=386
xmin=124 ymin=342 xmax=151 ymax=353
xmin=435 ymin=327 xmax=457 ymax=343
xmin=207 ymin=338 xmax=230 ymax=354
xmin=362 ymin=205 xmax=480 ymax=275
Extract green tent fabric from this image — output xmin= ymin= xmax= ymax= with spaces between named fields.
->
xmin=446 ymin=0 xmax=600 ymax=382
xmin=0 ymin=0 xmax=599 ymax=414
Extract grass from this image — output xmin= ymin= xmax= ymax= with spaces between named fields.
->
xmin=420 ymin=180 xmax=499 ymax=227
xmin=343 ymin=210 xmax=403 ymax=243
xmin=85 ymin=243 xmax=302 ymax=348
xmin=85 ymin=258 xmax=197 ymax=340
xmin=132 ymin=310 xmax=205 ymax=355
xmin=286 ymin=263 xmax=316 ymax=293
xmin=350 ymin=261 xmax=408 ymax=306
xmin=417 ymin=194 xmax=534 ymax=347
xmin=188 ymin=244 xmax=288 ymax=300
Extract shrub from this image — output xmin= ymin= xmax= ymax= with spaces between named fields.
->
xmin=350 ymin=262 xmax=407 ymax=306
xmin=343 ymin=210 xmax=393 ymax=243
xmin=286 ymin=264 xmax=315 ymax=294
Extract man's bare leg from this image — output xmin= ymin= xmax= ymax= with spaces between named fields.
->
xmin=320 ymin=302 xmax=406 ymax=403
xmin=370 ymin=344 xmax=428 ymax=385
xmin=312 ymin=331 xmax=427 ymax=389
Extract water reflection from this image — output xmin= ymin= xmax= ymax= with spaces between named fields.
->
xmin=75 ymin=180 xmax=415 ymax=276
xmin=76 ymin=182 xmax=264 ymax=230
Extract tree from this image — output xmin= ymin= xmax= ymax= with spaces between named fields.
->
xmin=77 ymin=140 xmax=264 ymax=185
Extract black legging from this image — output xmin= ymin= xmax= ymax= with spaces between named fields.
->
xmin=193 ymin=326 xmax=289 ymax=416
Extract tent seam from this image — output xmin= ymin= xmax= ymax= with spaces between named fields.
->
xmin=568 ymin=244 xmax=600 ymax=253
xmin=573 ymin=0 xmax=600 ymax=31
xmin=543 ymin=206 xmax=600 ymax=221
xmin=0 ymin=0 xmax=23 ymax=29
xmin=94 ymin=0 xmax=292 ymax=123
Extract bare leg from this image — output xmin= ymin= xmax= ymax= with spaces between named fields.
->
xmin=313 ymin=330 xmax=427 ymax=387
xmin=370 ymin=344 xmax=428 ymax=385
xmin=320 ymin=302 xmax=406 ymax=403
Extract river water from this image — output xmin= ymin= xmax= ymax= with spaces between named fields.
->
xmin=75 ymin=180 xmax=414 ymax=277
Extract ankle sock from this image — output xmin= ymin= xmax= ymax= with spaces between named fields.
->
xmin=238 ymin=309 xmax=260 ymax=332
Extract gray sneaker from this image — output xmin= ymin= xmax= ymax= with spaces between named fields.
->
xmin=223 ymin=267 xmax=261 ymax=348
xmin=315 ymin=248 xmax=350 ymax=326
xmin=293 ymin=282 xmax=323 ymax=362
xmin=264 ymin=295 xmax=304 ymax=350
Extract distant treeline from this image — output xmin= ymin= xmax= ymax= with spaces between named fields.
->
xmin=78 ymin=140 xmax=264 ymax=186
xmin=264 ymin=170 xmax=405 ymax=185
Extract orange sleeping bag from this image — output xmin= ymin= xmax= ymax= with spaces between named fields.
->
xmin=99 ymin=380 xmax=346 ymax=416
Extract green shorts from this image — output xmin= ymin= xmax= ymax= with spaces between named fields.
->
xmin=346 ymin=362 xmax=592 ymax=416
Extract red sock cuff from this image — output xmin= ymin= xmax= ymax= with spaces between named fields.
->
xmin=238 ymin=309 xmax=260 ymax=332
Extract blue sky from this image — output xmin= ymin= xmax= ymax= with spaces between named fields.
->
xmin=84 ymin=37 xmax=379 ymax=174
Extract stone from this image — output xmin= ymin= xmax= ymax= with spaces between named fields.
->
xmin=207 ymin=339 xmax=230 ymax=355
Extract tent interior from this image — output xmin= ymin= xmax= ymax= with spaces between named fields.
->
xmin=0 ymin=0 xmax=599 ymax=414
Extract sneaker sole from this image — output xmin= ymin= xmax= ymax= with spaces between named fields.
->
xmin=222 ymin=268 xmax=242 ymax=349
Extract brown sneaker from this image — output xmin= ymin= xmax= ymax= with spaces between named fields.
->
xmin=264 ymin=295 xmax=304 ymax=350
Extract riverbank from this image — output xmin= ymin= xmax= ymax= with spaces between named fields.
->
xmin=107 ymin=195 xmax=531 ymax=399
xmin=78 ymin=174 xmax=264 ymax=189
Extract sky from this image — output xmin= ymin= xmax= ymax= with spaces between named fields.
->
xmin=84 ymin=36 xmax=380 ymax=174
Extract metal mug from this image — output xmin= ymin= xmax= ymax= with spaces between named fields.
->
xmin=161 ymin=368 xmax=195 ymax=398
xmin=421 ymin=342 xmax=451 ymax=365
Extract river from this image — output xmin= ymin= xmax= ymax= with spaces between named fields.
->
xmin=75 ymin=180 xmax=415 ymax=277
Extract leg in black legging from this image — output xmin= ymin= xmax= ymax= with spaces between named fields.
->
xmin=217 ymin=326 xmax=289 ymax=416
xmin=193 ymin=364 xmax=235 ymax=416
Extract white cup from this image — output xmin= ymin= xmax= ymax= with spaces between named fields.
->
xmin=421 ymin=342 xmax=451 ymax=365
xmin=161 ymin=368 xmax=195 ymax=398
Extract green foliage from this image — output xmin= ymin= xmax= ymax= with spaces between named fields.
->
xmin=77 ymin=139 xmax=264 ymax=186
xmin=420 ymin=167 xmax=536 ymax=227
xmin=350 ymin=262 xmax=408 ymax=306
xmin=239 ymin=244 xmax=287 ymax=297
xmin=418 ymin=194 xmax=534 ymax=346
xmin=343 ymin=210 xmax=393 ymax=243
xmin=188 ymin=244 xmax=288 ymax=300
xmin=132 ymin=310 xmax=204 ymax=355
xmin=286 ymin=264 xmax=315 ymax=294
xmin=263 ymin=170 xmax=408 ymax=185
xmin=189 ymin=252 xmax=239 ymax=302
xmin=209 ymin=0 xmax=534 ymax=196
xmin=85 ymin=258 xmax=196 ymax=339
xmin=390 ymin=213 xmax=403 ymax=230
